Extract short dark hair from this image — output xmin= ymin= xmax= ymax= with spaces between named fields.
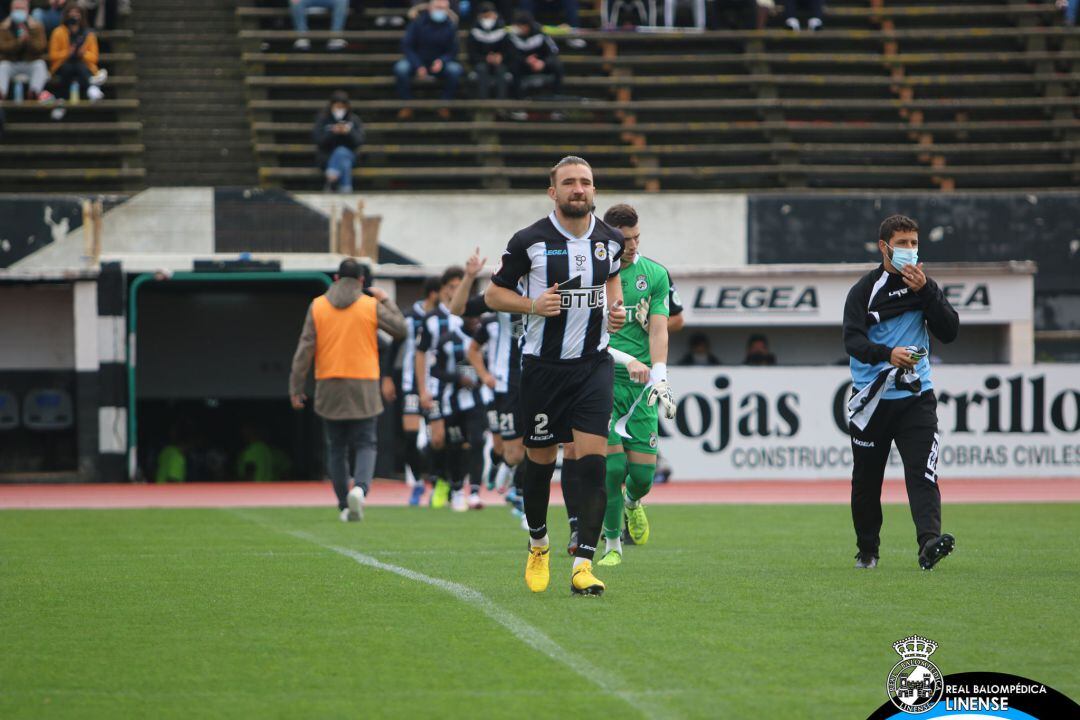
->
xmin=689 ymin=332 xmax=709 ymax=348
xmin=422 ymin=277 xmax=442 ymax=297
xmin=329 ymin=90 xmax=350 ymax=106
xmin=747 ymin=333 xmax=769 ymax=348
xmin=879 ymin=214 xmax=919 ymax=243
xmin=549 ymin=155 xmax=591 ymax=186
xmin=338 ymin=258 xmax=363 ymax=278
xmin=603 ymin=203 xmax=638 ymax=229
xmin=512 ymin=9 xmax=534 ymax=25
xmin=477 ymin=1 xmax=497 ymax=14
xmin=440 ymin=266 xmax=465 ymax=287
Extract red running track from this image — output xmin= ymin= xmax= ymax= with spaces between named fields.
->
xmin=1 ymin=478 xmax=1078 ymax=510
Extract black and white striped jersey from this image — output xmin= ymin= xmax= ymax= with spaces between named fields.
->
xmin=472 ymin=311 xmax=524 ymax=393
xmin=432 ymin=325 xmax=494 ymax=415
xmin=399 ymin=300 xmax=429 ymax=394
xmin=415 ymin=304 xmax=460 ymax=397
xmin=490 ymin=211 xmax=624 ymax=361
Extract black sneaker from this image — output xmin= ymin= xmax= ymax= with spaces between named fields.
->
xmin=918 ymin=533 xmax=955 ymax=570
xmin=566 ymin=529 xmax=579 ymax=556
xmin=854 ymin=551 xmax=878 ymax=569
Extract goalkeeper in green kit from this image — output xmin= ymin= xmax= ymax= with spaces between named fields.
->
xmin=596 ymin=203 xmax=677 ymax=567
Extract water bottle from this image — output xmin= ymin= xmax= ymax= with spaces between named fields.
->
xmin=70 ymin=81 xmax=80 ymax=104
xmin=13 ymin=82 xmax=24 ymax=103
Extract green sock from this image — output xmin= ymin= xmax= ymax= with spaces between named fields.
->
xmin=603 ymin=452 xmax=627 ymax=540
xmin=626 ymin=462 xmax=655 ymax=505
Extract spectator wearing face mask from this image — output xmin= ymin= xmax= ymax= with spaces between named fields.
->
xmin=678 ymin=333 xmax=721 ymax=366
xmin=1 ymin=0 xmax=52 ymax=102
xmin=48 ymin=4 xmax=102 ymax=102
xmin=394 ymin=0 xmax=463 ymax=120
xmin=467 ymin=2 xmax=511 ymax=100
xmin=507 ymin=10 xmax=563 ymax=99
xmin=313 ymin=89 xmax=365 ymax=193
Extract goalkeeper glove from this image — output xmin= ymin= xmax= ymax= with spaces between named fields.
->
xmin=634 ymin=296 xmax=651 ymax=331
xmin=646 ymin=363 xmax=676 ymax=419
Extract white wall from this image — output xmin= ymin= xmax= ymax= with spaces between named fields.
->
xmin=297 ymin=192 xmax=748 ymax=270
xmin=0 ymin=285 xmax=74 ymax=369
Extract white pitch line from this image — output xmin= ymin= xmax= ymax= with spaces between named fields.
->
xmin=227 ymin=510 xmax=670 ymax=720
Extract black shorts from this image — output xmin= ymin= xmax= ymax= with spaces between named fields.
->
xmin=402 ymin=392 xmax=443 ymax=421
xmin=445 ymin=406 xmax=486 ymax=447
xmin=520 ymin=352 xmax=614 ymax=447
xmin=494 ymin=385 xmax=523 ymax=441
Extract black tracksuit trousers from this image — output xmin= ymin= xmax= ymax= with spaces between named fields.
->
xmin=850 ymin=390 xmax=942 ymax=555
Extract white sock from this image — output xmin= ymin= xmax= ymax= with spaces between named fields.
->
xmin=605 ymin=535 xmax=622 ymax=554
xmin=573 ymin=556 xmax=590 ymax=569
xmin=529 ymin=534 xmax=549 ymax=549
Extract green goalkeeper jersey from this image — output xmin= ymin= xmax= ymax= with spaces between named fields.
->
xmin=610 ymin=255 xmax=670 ymax=384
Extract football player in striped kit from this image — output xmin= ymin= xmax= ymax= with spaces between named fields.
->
xmin=485 ymin=156 xmax=635 ymax=597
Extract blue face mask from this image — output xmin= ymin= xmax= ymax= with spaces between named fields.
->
xmin=429 ymin=9 xmax=448 ymax=21
xmin=11 ymin=10 xmax=28 ymax=23
xmin=889 ymin=245 xmax=918 ymax=271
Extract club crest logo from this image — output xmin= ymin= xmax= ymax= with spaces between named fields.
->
xmin=594 ymin=242 xmax=607 ymax=261
xmin=671 ymin=289 xmax=682 ymax=307
xmin=635 ymin=274 xmax=648 ymax=292
xmin=886 ymin=636 xmax=944 ymax=714
xmin=648 ymin=433 xmax=658 ymax=449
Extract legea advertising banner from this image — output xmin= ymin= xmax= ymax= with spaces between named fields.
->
xmin=660 ymin=365 xmax=1080 ymax=480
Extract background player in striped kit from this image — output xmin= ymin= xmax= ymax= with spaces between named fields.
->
xmin=390 ymin=276 xmax=442 ymax=506
xmin=596 ymin=203 xmax=677 ymax=567
xmin=414 ymin=267 xmax=465 ymax=508
xmin=430 ymin=314 xmax=492 ymax=511
xmin=485 ymin=156 xmax=628 ymax=596
xmin=450 ymin=249 xmax=529 ymax=526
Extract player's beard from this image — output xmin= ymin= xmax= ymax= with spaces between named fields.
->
xmin=559 ymin=197 xmax=594 ymax=218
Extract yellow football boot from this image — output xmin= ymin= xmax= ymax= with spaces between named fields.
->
xmin=525 ymin=544 xmax=550 ymax=593
xmin=570 ymin=560 xmax=606 ymax=596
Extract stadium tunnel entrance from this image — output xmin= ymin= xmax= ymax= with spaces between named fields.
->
xmin=129 ymin=272 xmax=332 ymax=483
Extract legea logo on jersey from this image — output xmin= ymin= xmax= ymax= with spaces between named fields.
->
xmin=546 ymin=249 xmax=568 ymax=256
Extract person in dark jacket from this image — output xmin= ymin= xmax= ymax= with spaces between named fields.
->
xmin=842 ymin=214 xmax=959 ymax=572
xmin=507 ymin=11 xmax=563 ymax=98
xmin=467 ymin=2 xmax=511 ymax=100
xmin=393 ymin=0 xmax=463 ymax=119
xmin=313 ymin=90 xmax=365 ymax=193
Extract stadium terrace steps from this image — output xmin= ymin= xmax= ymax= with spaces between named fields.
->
xmin=236 ymin=2 xmax=1080 ymax=191
xmin=130 ymin=0 xmax=258 ymax=187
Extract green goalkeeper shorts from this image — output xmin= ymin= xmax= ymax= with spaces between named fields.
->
xmin=607 ymin=379 xmax=659 ymax=455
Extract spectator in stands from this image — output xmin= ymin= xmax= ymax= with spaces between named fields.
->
xmin=156 ymin=423 xmax=188 ymax=484
xmin=290 ymin=0 xmax=348 ymax=51
xmin=508 ymin=10 xmax=563 ymax=99
xmin=1 ymin=0 xmax=53 ymax=101
xmin=237 ymin=424 xmax=278 ymax=482
xmin=468 ymin=2 xmax=511 ymax=100
xmin=784 ymin=0 xmax=822 ymax=30
xmin=678 ymin=333 xmax=721 ymax=366
xmin=394 ymin=0 xmax=463 ymax=120
xmin=30 ymin=0 xmax=64 ymax=35
xmin=313 ymin=89 xmax=365 ymax=193
xmin=1058 ymin=0 xmax=1078 ymax=25
xmin=743 ymin=333 xmax=777 ymax=366
xmin=519 ymin=0 xmax=584 ymax=47
xmin=47 ymin=3 xmax=103 ymax=102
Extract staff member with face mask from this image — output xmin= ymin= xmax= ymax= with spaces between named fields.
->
xmin=842 ymin=214 xmax=960 ymax=572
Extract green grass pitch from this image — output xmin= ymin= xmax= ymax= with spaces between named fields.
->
xmin=2 ymin=503 xmax=1077 ymax=719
